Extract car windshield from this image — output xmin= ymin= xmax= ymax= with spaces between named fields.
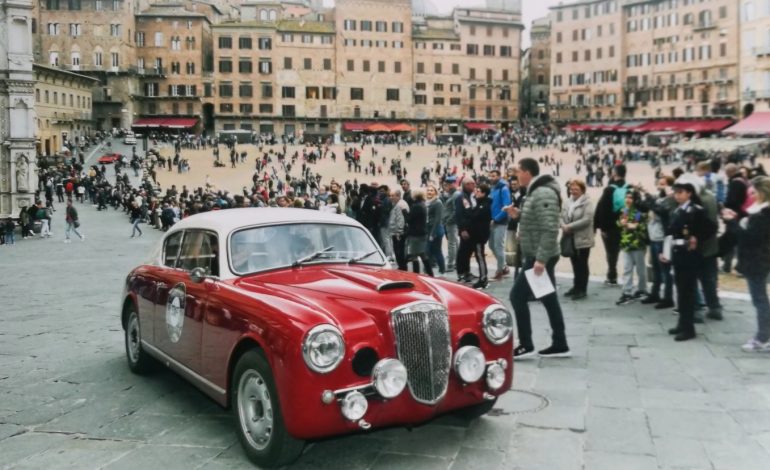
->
xmin=229 ymin=223 xmax=385 ymax=274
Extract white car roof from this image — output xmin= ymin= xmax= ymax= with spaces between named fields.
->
xmin=171 ymin=207 xmax=361 ymax=236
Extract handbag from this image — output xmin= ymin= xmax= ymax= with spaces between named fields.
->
xmin=560 ymin=234 xmax=575 ymax=258
xmin=74 ymin=220 xmax=81 ymax=228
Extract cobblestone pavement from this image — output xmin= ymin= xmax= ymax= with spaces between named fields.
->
xmin=2 ymin=198 xmax=770 ymax=470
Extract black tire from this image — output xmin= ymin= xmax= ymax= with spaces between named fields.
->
xmin=232 ymin=349 xmax=304 ymax=468
xmin=124 ymin=309 xmax=153 ymax=374
xmin=454 ymin=398 xmax=498 ymax=420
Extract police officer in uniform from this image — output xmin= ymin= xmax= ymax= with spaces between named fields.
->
xmin=663 ymin=175 xmax=717 ymax=341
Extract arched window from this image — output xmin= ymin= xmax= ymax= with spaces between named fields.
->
xmin=49 ymin=50 xmax=59 ymax=66
xmin=259 ymin=9 xmax=268 ymax=21
xmin=268 ymin=10 xmax=277 ymax=21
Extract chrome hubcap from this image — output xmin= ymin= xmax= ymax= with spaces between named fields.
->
xmin=127 ymin=314 xmax=140 ymax=363
xmin=238 ymin=370 xmax=274 ymax=451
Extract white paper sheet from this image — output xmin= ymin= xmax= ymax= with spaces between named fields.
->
xmin=525 ymin=268 xmax=555 ymax=299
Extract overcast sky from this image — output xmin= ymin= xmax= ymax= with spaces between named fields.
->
xmin=322 ymin=0 xmax=560 ymax=48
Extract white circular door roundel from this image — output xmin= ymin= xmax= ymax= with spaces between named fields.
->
xmin=166 ymin=283 xmax=186 ymax=343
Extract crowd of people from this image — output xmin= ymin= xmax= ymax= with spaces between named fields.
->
xmin=3 ymin=125 xmax=770 ymax=356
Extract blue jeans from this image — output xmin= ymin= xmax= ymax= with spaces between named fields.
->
xmin=746 ymin=272 xmax=770 ymax=342
xmin=4 ymin=230 xmax=14 ymax=244
xmin=131 ymin=218 xmax=143 ymax=236
xmin=489 ymin=223 xmax=507 ymax=273
xmin=426 ymin=235 xmax=446 ymax=273
xmin=649 ymin=241 xmax=673 ymax=301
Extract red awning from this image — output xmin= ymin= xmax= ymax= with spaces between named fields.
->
xmin=633 ymin=120 xmax=676 ymax=133
xmin=722 ymin=113 xmax=770 ymax=135
xmin=389 ymin=123 xmax=415 ymax=132
xmin=163 ymin=118 xmax=199 ymax=129
xmin=343 ymin=122 xmax=372 ymax=132
xmin=132 ymin=117 xmax=198 ymax=129
xmin=679 ymin=119 xmax=734 ymax=133
xmin=132 ymin=118 xmax=166 ymax=128
xmin=365 ymin=123 xmax=391 ymax=132
xmin=464 ymin=122 xmax=496 ymax=131
xmin=614 ymin=121 xmax=648 ymax=132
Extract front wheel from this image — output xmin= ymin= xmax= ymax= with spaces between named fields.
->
xmin=124 ymin=309 xmax=153 ymax=374
xmin=232 ymin=350 xmax=304 ymax=468
xmin=453 ymin=398 xmax=498 ymax=420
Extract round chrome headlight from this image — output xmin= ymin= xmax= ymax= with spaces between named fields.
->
xmin=340 ymin=391 xmax=368 ymax=421
xmin=302 ymin=324 xmax=345 ymax=373
xmin=486 ymin=362 xmax=506 ymax=390
xmin=482 ymin=305 xmax=513 ymax=345
xmin=454 ymin=346 xmax=486 ymax=383
xmin=372 ymin=358 xmax=408 ymax=399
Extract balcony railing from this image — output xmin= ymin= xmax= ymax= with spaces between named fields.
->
xmin=135 ymin=66 xmax=166 ymax=77
xmin=693 ymin=21 xmax=716 ymax=31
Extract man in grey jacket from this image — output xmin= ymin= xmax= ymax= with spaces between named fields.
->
xmin=442 ymin=176 xmax=461 ymax=272
xmin=506 ymin=158 xmax=571 ymax=359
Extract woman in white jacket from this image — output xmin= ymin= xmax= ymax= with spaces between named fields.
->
xmin=561 ymin=179 xmax=595 ymax=300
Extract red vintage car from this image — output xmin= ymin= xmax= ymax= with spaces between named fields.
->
xmin=98 ymin=153 xmax=122 ymax=164
xmin=121 ymin=208 xmax=513 ymax=467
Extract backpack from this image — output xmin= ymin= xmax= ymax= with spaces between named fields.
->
xmin=610 ymin=183 xmax=629 ymax=213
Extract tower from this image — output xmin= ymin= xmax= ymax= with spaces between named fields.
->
xmin=0 ymin=0 xmax=37 ymax=218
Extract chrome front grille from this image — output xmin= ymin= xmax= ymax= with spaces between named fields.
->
xmin=391 ymin=302 xmax=451 ymax=405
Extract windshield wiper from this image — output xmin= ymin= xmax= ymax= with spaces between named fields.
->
xmin=348 ymin=250 xmax=379 ymax=264
xmin=292 ymin=246 xmax=334 ymax=267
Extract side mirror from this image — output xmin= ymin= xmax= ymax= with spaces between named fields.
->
xmin=189 ymin=267 xmax=206 ymax=284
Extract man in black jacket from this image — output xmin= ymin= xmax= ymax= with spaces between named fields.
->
xmin=455 ymin=178 xmax=476 ymax=283
xmin=721 ymin=163 xmax=748 ymax=273
xmin=593 ymin=164 xmax=627 ymax=285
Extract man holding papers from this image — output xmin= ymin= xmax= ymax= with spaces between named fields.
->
xmin=505 ymin=158 xmax=571 ymax=360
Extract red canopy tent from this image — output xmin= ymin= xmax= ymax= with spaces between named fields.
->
xmin=722 ymin=113 xmax=770 ymax=135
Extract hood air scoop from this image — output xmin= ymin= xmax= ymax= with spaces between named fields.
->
xmin=377 ymin=281 xmax=415 ymax=292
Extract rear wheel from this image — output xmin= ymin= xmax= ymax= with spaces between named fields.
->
xmin=232 ymin=349 xmax=304 ymax=468
xmin=125 ymin=309 xmax=153 ymax=374
xmin=454 ymin=398 xmax=497 ymax=420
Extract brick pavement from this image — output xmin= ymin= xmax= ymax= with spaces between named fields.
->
xmin=1 ymin=197 xmax=769 ymax=469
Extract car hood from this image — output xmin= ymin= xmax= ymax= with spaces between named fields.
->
xmin=234 ymin=265 xmax=493 ymax=332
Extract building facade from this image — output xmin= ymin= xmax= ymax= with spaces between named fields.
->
xmin=1 ymin=0 xmax=37 ymax=219
xmin=549 ymin=0 xmax=623 ymax=122
xmin=622 ymin=0 xmax=739 ymax=120
xmin=134 ymin=3 xmax=215 ymax=129
xmin=739 ymin=0 xmax=770 ymax=116
xmin=527 ymin=16 xmax=550 ymax=122
xmin=33 ymin=64 xmax=98 ymax=156
xmin=549 ymin=0 xmax=740 ymax=124
xmin=207 ymin=0 xmax=522 ymax=137
xmin=35 ymin=0 xmax=142 ymax=130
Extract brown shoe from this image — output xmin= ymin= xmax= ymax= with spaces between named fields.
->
xmin=492 ymin=270 xmax=505 ymax=281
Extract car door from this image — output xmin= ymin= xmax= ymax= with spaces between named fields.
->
xmin=154 ymin=229 xmax=218 ymax=374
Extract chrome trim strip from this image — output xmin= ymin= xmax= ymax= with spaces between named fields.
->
xmin=141 ymin=340 xmax=227 ymax=401
xmin=333 ymin=383 xmax=373 ymax=396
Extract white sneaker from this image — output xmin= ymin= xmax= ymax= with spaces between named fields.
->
xmin=64 ymin=239 xmax=71 ymax=243
xmin=741 ymin=338 xmax=770 ymax=353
